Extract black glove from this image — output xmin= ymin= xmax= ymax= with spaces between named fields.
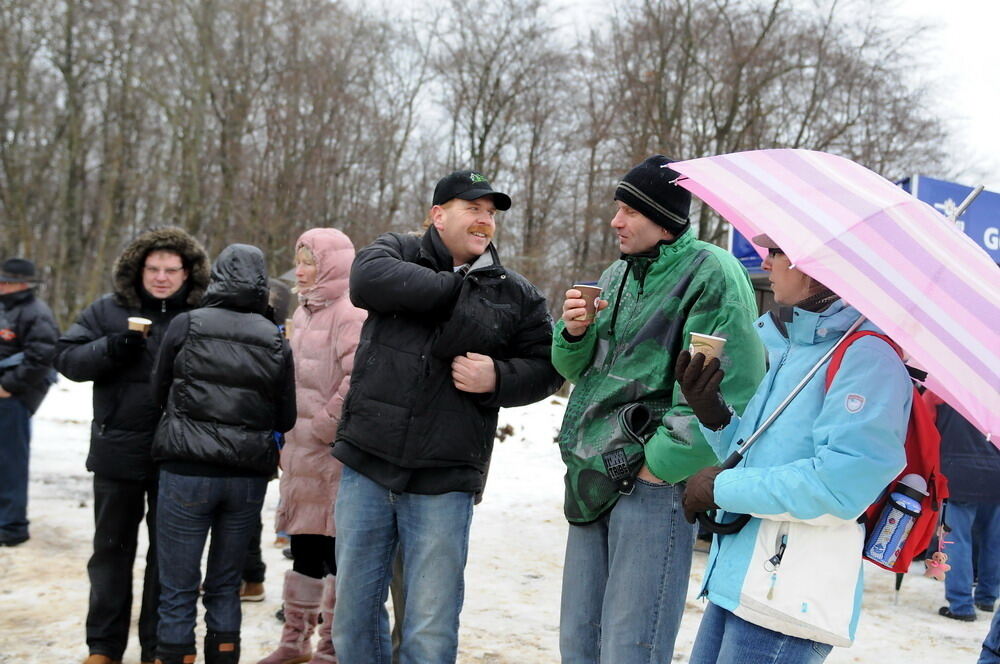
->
xmin=674 ymin=349 xmax=731 ymax=431
xmin=107 ymin=330 xmax=146 ymax=362
xmin=683 ymin=466 xmax=724 ymax=524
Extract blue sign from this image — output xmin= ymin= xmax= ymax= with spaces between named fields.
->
xmin=899 ymin=175 xmax=1000 ymax=264
xmin=729 ymin=228 xmax=763 ymax=273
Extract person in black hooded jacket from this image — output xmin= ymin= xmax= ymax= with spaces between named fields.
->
xmin=54 ymin=226 xmax=210 ymax=664
xmin=150 ymin=243 xmax=296 ymax=664
xmin=0 ymin=257 xmax=58 ymax=548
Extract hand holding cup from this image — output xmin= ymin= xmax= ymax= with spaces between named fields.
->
xmin=562 ymin=285 xmax=607 ymax=336
xmin=127 ymin=316 xmax=153 ymax=338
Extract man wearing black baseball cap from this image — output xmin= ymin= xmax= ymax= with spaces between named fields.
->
xmin=331 ymin=170 xmax=562 ymax=662
xmin=0 ymin=257 xmax=59 ymax=547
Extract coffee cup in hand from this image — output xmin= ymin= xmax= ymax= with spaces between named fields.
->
xmin=573 ymin=284 xmax=603 ymax=321
xmin=688 ymin=332 xmax=726 ymax=362
xmin=127 ymin=316 xmax=153 ymax=338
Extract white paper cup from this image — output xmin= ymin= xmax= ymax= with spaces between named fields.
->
xmin=127 ymin=316 xmax=153 ymax=337
xmin=689 ymin=332 xmax=727 ymax=362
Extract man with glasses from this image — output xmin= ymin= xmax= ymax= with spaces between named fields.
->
xmin=55 ymin=228 xmax=210 ymax=664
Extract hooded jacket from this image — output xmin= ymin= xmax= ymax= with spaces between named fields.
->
xmin=151 ymin=244 xmax=296 ymax=476
xmin=333 ymin=226 xmax=563 ymax=495
xmin=53 ymin=227 xmax=210 ymax=481
xmin=0 ymin=288 xmax=59 ymax=414
xmin=699 ymin=301 xmax=910 ymax=646
xmin=276 ymin=229 xmax=366 ymax=536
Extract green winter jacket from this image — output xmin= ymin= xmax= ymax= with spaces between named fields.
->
xmin=552 ymin=229 xmax=765 ymax=523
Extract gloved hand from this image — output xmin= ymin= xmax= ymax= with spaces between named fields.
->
xmin=107 ymin=330 xmax=146 ymax=362
xmin=674 ymin=349 xmax=731 ymax=430
xmin=683 ymin=465 xmax=724 ymax=524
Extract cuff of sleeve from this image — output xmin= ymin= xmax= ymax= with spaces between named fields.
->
xmin=712 ymin=469 xmax=741 ymax=511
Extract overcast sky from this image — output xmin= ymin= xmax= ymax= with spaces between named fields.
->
xmin=900 ymin=0 xmax=1000 ymax=190
xmin=547 ymin=0 xmax=1000 ymax=191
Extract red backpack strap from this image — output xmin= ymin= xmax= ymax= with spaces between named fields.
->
xmin=824 ymin=330 xmax=903 ymax=390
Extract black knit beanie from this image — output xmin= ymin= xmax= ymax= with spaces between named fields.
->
xmin=614 ymin=155 xmax=691 ymax=234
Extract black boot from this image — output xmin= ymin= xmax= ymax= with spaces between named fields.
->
xmin=205 ymin=631 xmax=241 ymax=664
xmin=154 ymin=641 xmax=196 ymax=664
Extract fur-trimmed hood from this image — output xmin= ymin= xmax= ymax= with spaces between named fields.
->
xmin=113 ymin=227 xmax=210 ymax=309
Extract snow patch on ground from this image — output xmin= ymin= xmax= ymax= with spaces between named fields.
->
xmin=0 ymin=380 xmax=989 ymax=662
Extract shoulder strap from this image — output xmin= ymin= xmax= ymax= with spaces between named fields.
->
xmin=824 ymin=330 xmax=903 ymax=391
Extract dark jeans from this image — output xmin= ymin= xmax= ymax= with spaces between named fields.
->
xmin=290 ymin=533 xmax=336 ymax=579
xmin=156 ymin=470 xmax=267 ymax=647
xmin=242 ymin=512 xmax=266 ymax=584
xmin=0 ymin=397 xmax=31 ymax=541
xmin=87 ymin=474 xmax=160 ymax=661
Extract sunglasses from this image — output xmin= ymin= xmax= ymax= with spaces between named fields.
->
xmin=767 ymin=247 xmax=785 ymax=258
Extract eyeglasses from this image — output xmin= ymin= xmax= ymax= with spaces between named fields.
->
xmin=144 ymin=266 xmax=185 ymax=276
xmin=767 ymin=248 xmax=785 ymax=258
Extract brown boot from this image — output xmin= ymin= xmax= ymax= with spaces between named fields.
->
xmin=256 ymin=570 xmax=323 ymax=664
xmin=241 ymin=580 xmax=267 ymax=602
xmin=308 ymin=575 xmax=337 ymax=663
xmin=82 ymin=656 xmax=121 ymax=664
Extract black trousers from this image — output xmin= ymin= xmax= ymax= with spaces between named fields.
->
xmin=290 ymin=533 xmax=336 ymax=579
xmin=86 ymin=474 xmax=159 ymax=661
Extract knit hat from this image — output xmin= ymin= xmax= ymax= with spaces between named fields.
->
xmin=614 ymin=155 xmax=691 ymax=234
xmin=0 ymin=258 xmax=39 ymax=283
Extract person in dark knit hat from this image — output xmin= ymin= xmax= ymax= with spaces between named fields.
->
xmin=551 ymin=155 xmax=766 ymax=663
xmin=0 ymin=257 xmax=59 ymax=547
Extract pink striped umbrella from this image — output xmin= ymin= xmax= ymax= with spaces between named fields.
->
xmin=671 ymin=149 xmax=1000 ymax=444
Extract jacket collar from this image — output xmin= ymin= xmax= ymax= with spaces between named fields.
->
xmin=0 ymin=288 xmax=34 ymax=308
xmin=762 ymin=299 xmax=862 ymax=347
xmin=419 ymin=226 xmax=502 ymax=273
xmin=620 ymin=225 xmax=695 ymax=267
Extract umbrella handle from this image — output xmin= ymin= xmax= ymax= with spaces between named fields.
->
xmin=697 ymin=510 xmax=751 ymax=535
xmin=694 ymin=450 xmax=752 ymax=535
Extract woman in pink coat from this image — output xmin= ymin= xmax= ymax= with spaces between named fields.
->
xmin=259 ymin=228 xmax=365 ymax=664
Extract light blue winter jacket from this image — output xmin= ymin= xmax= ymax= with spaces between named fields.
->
xmin=699 ymin=300 xmax=911 ymax=647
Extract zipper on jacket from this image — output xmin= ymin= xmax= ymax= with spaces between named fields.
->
xmin=765 ymin=524 xmax=790 ymax=600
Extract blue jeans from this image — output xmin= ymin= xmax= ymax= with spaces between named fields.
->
xmin=155 ymin=470 xmax=267 ymax=648
xmin=332 ymin=465 xmax=474 ymax=664
xmin=559 ymin=479 xmax=696 ymax=664
xmin=689 ymin=602 xmax=833 ymax=664
xmin=945 ymin=500 xmax=1000 ymax=615
xmin=980 ymin=609 xmax=1000 ymax=664
xmin=0 ymin=397 xmax=31 ymax=541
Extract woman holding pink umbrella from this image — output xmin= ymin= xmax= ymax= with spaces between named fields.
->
xmin=675 ymin=234 xmax=911 ymax=663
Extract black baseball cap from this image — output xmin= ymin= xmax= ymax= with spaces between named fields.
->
xmin=432 ymin=170 xmax=511 ymax=211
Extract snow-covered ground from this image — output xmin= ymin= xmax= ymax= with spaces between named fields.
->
xmin=0 ymin=379 xmax=990 ymax=662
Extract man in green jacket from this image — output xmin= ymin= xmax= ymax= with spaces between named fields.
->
xmin=553 ymin=155 xmax=765 ymax=664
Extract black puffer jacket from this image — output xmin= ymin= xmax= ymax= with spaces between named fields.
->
xmin=0 ymin=289 xmax=59 ymax=413
xmin=333 ymin=227 xmax=562 ymax=494
xmin=53 ymin=227 xmax=210 ymax=481
xmin=151 ymin=244 xmax=296 ymax=476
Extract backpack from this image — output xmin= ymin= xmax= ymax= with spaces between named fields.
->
xmin=825 ymin=330 xmax=949 ymax=573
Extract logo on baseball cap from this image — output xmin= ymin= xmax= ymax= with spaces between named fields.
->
xmin=432 ymin=170 xmax=511 ymax=211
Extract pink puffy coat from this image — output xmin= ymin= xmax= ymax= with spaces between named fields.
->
xmin=275 ymin=228 xmax=365 ymax=536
